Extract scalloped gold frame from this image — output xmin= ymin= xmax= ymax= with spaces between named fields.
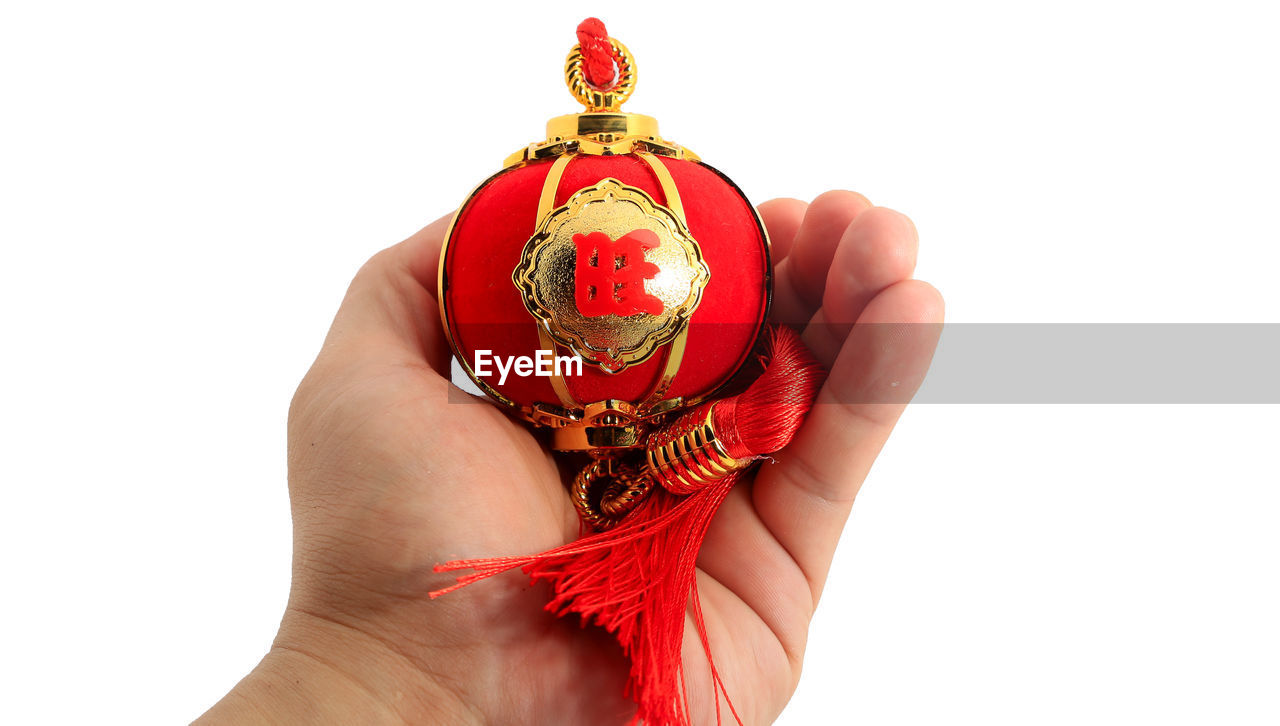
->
xmin=512 ymin=177 xmax=710 ymax=373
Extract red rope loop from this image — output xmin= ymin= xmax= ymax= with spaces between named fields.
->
xmin=576 ymin=17 xmax=617 ymax=91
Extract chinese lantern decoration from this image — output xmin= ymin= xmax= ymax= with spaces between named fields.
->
xmin=432 ymin=18 xmax=825 ymax=726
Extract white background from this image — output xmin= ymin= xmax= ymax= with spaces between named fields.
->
xmin=2 ymin=1 xmax=1278 ymax=724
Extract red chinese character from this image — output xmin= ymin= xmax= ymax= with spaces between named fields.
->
xmin=573 ymin=229 xmax=664 ymax=317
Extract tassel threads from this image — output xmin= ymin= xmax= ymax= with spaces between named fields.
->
xmin=717 ymin=326 xmax=825 ymax=456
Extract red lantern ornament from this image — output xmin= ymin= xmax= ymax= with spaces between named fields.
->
xmin=433 ymin=19 xmax=826 ymax=726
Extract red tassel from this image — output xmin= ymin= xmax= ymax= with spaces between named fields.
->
xmin=432 ymin=326 xmax=825 ymax=725
xmin=715 ymin=326 xmax=825 ymax=459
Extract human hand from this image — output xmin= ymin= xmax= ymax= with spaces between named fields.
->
xmin=195 ymin=191 xmax=943 ymax=725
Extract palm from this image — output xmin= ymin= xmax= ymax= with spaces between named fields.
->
xmin=283 ymin=192 xmax=942 ymax=725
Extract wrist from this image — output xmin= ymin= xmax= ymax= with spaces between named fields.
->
xmin=195 ymin=608 xmax=479 ymax=725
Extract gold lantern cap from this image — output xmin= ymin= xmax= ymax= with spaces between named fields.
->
xmin=503 ymin=32 xmax=698 ymax=167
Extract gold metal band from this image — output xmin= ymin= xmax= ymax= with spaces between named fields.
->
xmin=636 ymin=151 xmax=691 ymax=409
xmin=534 ymin=153 xmax=581 ymax=411
xmin=645 ymin=405 xmax=747 ymax=495
xmin=571 ymin=458 xmax=654 ymax=530
xmin=636 ymin=151 xmax=685 ymax=220
xmin=537 ymin=153 xmax=575 ymax=221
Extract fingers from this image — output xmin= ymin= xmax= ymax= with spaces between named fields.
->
xmin=695 ymin=482 xmax=818 ymax=669
xmin=756 ymin=198 xmax=807 ymax=262
xmin=803 ymin=207 xmax=920 ymax=365
xmin=320 ymin=213 xmax=454 ymax=372
xmin=752 ymin=280 xmax=944 ymax=603
xmin=770 ymin=191 xmax=872 ymax=326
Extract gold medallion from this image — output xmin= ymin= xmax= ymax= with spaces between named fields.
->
xmin=513 ymin=177 xmax=710 ymax=373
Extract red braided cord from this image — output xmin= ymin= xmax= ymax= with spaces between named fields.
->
xmin=576 ymin=17 xmax=617 ymax=91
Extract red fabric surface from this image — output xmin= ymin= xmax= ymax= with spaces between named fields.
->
xmin=442 ymin=154 xmax=769 ymax=412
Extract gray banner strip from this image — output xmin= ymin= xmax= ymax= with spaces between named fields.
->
xmin=447 ymin=324 xmax=1280 ymax=404
xmin=916 ymin=324 xmax=1280 ymax=403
